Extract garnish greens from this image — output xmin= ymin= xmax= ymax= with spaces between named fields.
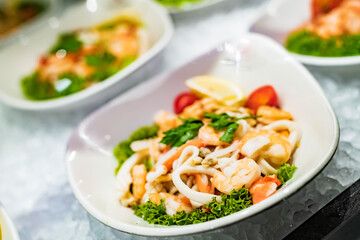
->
xmin=277 ymin=163 xmax=297 ymax=185
xmin=160 ymin=118 xmax=203 ymax=147
xmin=114 ymin=125 xmax=159 ymax=174
xmin=155 ymin=0 xmax=204 ymax=8
xmin=50 ymin=33 xmax=83 ymax=54
xmin=21 ymin=72 xmax=85 ymax=100
xmin=286 ymin=30 xmax=360 ymax=57
xmin=203 ymin=113 xmax=261 ymax=143
xmin=133 ymin=188 xmax=252 ymax=225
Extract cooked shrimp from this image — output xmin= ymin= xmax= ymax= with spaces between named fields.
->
xmin=107 ymin=25 xmax=139 ymax=59
xmin=211 ymin=158 xmax=261 ymax=194
xmin=149 ymin=192 xmax=193 ymax=215
xmin=198 ymin=125 xmax=222 ymax=146
xmin=302 ymin=0 xmax=360 ymax=38
xmin=249 ymin=175 xmax=281 ymax=204
xmin=257 ymin=106 xmax=292 ymax=125
xmin=239 ymin=129 xmax=292 ymax=166
xmin=154 ymin=110 xmax=182 ymax=133
xmin=38 ymin=55 xmax=75 ymax=81
xmin=132 ymin=164 xmax=147 ymax=201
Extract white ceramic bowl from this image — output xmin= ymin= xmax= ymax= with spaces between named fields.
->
xmin=249 ymin=0 xmax=360 ymax=66
xmin=0 ymin=0 xmax=173 ymax=111
xmin=65 ymin=33 xmax=339 ymax=237
xmin=0 ymin=204 xmax=20 ymax=240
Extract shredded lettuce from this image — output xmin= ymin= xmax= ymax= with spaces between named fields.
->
xmin=277 ymin=163 xmax=297 ymax=184
xmin=285 ymin=30 xmax=360 ymax=57
xmin=133 ymin=188 xmax=252 ymax=225
xmin=114 ymin=125 xmax=159 ymax=174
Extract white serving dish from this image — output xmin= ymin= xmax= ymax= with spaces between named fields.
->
xmin=0 ymin=0 xmax=173 ymax=111
xmin=249 ymin=0 xmax=360 ymax=66
xmin=65 ymin=33 xmax=339 ymax=237
xmin=0 ymin=204 xmax=20 ymax=240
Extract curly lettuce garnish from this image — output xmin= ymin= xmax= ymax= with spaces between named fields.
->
xmin=133 ymin=189 xmax=252 ymax=226
xmin=286 ymin=30 xmax=360 ymax=57
xmin=277 ymin=163 xmax=297 ymax=185
xmin=114 ymin=124 xmax=159 ymax=174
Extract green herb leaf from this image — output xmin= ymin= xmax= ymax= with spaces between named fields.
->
xmin=155 ymin=0 xmax=204 ymax=8
xmin=85 ymin=51 xmax=116 ymax=67
xmin=133 ymin=188 xmax=252 ymax=225
xmin=277 ymin=163 xmax=297 ymax=184
xmin=50 ymin=33 xmax=83 ymax=54
xmin=204 ymin=113 xmax=261 ymax=143
xmin=114 ymin=125 xmax=159 ymax=174
xmin=160 ymin=119 xmax=203 ymax=147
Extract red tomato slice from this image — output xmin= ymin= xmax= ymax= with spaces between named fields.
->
xmin=245 ymin=85 xmax=278 ymax=113
xmin=174 ymin=92 xmax=198 ymax=114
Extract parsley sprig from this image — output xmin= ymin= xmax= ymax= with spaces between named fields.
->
xmin=160 ymin=118 xmax=203 ymax=147
xmin=133 ymin=188 xmax=252 ymax=225
xmin=203 ymin=113 xmax=261 ymax=143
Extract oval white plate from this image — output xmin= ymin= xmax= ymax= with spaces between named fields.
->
xmin=0 ymin=0 xmax=173 ymax=111
xmin=65 ymin=33 xmax=339 ymax=237
xmin=249 ymin=0 xmax=360 ymax=66
xmin=0 ymin=204 xmax=20 ymax=240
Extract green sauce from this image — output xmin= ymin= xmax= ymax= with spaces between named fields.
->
xmin=285 ymin=30 xmax=360 ymax=57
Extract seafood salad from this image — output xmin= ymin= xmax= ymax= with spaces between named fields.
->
xmin=113 ymin=76 xmax=301 ymax=225
xmin=286 ymin=0 xmax=360 ymax=57
xmin=21 ymin=13 xmax=148 ymax=100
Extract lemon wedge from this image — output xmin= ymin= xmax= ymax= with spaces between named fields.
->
xmin=185 ymin=75 xmax=246 ymax=106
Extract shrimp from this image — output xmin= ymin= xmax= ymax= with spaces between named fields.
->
xmin=257 ymin=106 xmax=292 ymax=125
xmin=211 ymin=158 xmax=261 ymax=194
xmin=107 ymin=25 xmax=139 ymax=59
xmin=198 ymin=125 xmax=222 ymax=146
xmin=249 ymin=175 xmax=281 ymax=204
xmin=301 ymin=0 xmax=360 ymax=38
xmin=148 ymin=192 xmax=193 ymax=216
xmin=181 ymin=97 xmax=230 ymax=119
xmin=154 ymin=110 xmax=182 ymax=134
xmin=132 ymin=164 xmax=147 ymax=201
xmin=238 ymin=129 xmax=292 ymax=166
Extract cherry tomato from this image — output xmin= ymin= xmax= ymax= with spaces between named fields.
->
xmin=311 ymin=0 xmax=343 ymax=18
xmin=245 ymin=85 xmax=278 ymax=113
xmin=174 ymin=92 xmax=198 ymax=114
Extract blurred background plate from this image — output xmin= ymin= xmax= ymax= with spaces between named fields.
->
xmin=249 ymin=0 xmax=360 ymax=66
xmin=0 ymin=0 xmax=61 ymax=48
xmin=0 ymin=0 xmax=173 ymax=111
xmin=0 ymin=203 xmax=20 ymax=240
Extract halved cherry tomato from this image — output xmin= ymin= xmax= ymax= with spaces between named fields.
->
xmin=245 ymin=85 xmax=278 ymax=113
xmin=311 ymin=0 xmax=343 ymax=18
xmin=173 ymin=92 xmax=198 ymax=114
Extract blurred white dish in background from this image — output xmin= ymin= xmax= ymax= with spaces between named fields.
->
xmin=249 ymin=0 xmax=360 ymax=66
xmin=0 ymin=0 xmax=173 ymax=111
xmin=0 ymin=204 xmax=20 ymax=240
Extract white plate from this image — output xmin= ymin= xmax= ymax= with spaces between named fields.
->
xmin=65 ymin=33 xmax=339 ymax=237
xmin=249 ymin=0 xmax=360 ymax=66
xmin=0 ymin=0 xmax=173 ymax=111
xmin=0 ymin=204 xmax=20 ymax=240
